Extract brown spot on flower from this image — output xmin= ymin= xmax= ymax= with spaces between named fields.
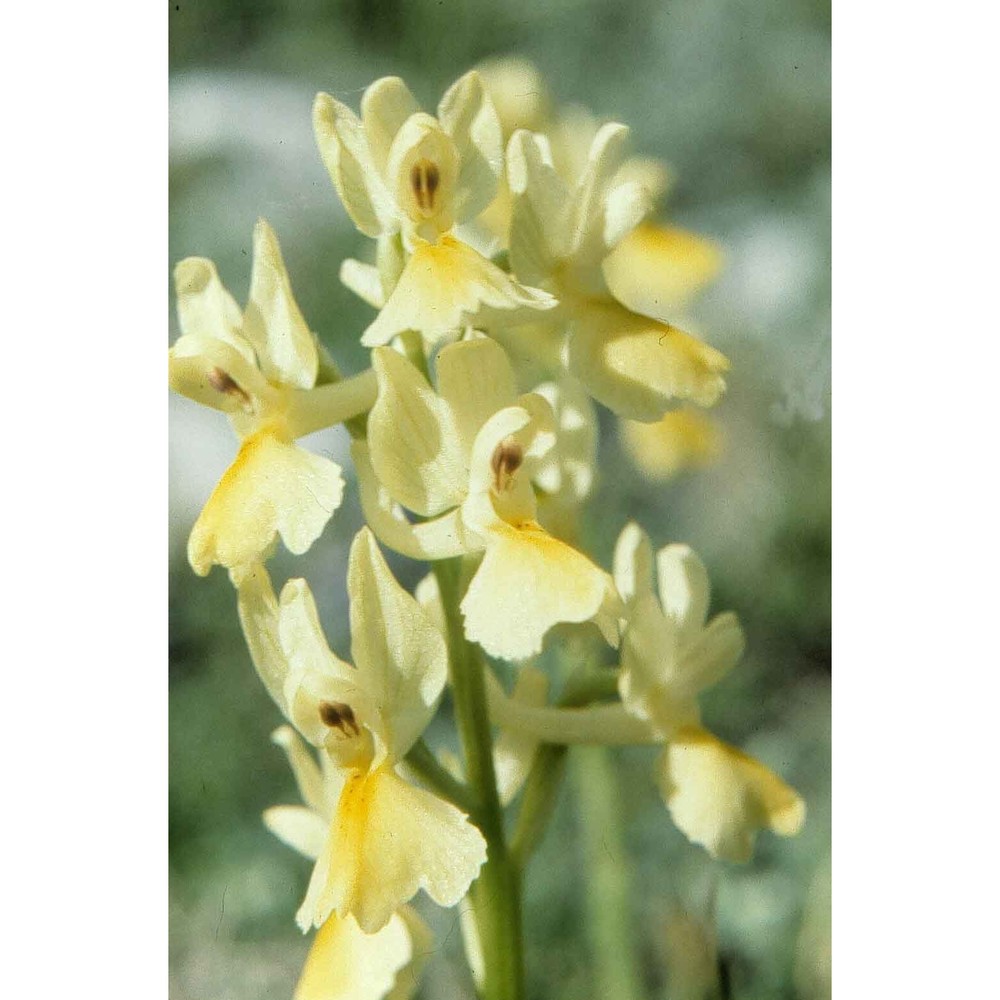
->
xmin=410 ymin=159 xmax=441 ymax=214
xmin=318 ymin=700 xmax=360 ymax=737
xmin=490 ymin=436 xmax=524 ymax=492
xmin=207 ymin=366 xmax=251 ymax=409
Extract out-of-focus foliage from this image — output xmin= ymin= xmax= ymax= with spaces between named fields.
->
xmin=169 ymin=1 xmax=829 ymax=998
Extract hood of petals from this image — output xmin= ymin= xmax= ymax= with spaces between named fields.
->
xmin=368 ymin=346 xmax=467 ymax=517
xmin=174 ymin=256 xmax=249 ymax=357
xmin=313 ymin=92 xmax=397 ymax=238
xmin=242 ymin=219 xmax=319 ymax=390
xmin=347 ymin=528 xmax=449 ymax=760
xmin=387 ymin=113 xmax=461 ymax=234
xmin=168 ymin=332 xmax=270 ymax=416
xmin=437 ymin=70 xmax=504 ymax=224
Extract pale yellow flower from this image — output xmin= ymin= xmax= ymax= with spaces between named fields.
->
xmin=505 ymin=126 xmax=729 ymax=421
xmin=265 ymin=727 xmax=433 ymax=1000
xmin=613 ymin=523 xmax=805 ymax=861
xmin=603 ymin=222 xmax=723 ymax=320
xmin=538 ymin=105 xmax=722 ymax=320
xmin=354 ymin=337 xmax=619 ymax=660
xmin=619 ymin=407 xmax=721 ymax=481
xmin=169 ymin=219 xmax=376 ymax=582
xmin=313 ymin=73 xmax=554 ymax=347
xmin=474 ymin=63 xmax=672 ymax=254
xmin=237 ymin=528 xmax=486 ymax=933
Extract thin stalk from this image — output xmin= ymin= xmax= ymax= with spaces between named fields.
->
xmin=511 ymin=667 xmax=620 ymax=868
xmin=434 ymin=557 xmax=524 ymax=1000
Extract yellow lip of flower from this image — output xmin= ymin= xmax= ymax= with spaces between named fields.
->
xmin=314 ymin=73 xmax=556 ymax=346
xmin=263 ymin=726 xmax=435 ymax=1000
xmin=359 ymin=338 xmax=616 ymax=660
xmin=658 ymin=726 xmax=806 ymax=864
xmin=237 ymin=530 xmax=487 ymax=934
xmin=169 ymin=220 xmax=377 ymax=581
xmin=359 ymin=234 xmax=556 ymax=348
xmin=505 ymin=126 xmax=730 ymax=421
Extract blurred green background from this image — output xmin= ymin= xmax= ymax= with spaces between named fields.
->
xmin=169 ymin=1 xmax=830 ymax=998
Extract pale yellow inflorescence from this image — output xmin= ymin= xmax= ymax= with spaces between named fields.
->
xmin=168 ymin=62 xmax=805 ymax=999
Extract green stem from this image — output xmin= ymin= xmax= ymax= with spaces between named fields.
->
xmin=434 ymin=558 xmax=524 ymax=1000
xmin=571 ymin=745 xmax=644 ymax=1000
xmin=511 ymin=742 xmax=566 ymax=869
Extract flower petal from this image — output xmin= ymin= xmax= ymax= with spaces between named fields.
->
xmin=271 ymin=725 xmax=327 ymax=816
xmin=460 ymin=519 xmax=610 ymax=661
xmin=293 ymin=910 xmax=414 ymax=1000
xmin=619 ymin=408 xmax=721 ymax=480
xmin=612 ymin=521 xmax=655 ymax=608
xmin=567 ymin=298 xmax=729 ymax=421
xmin=352 ymin=441 xmax=472 ymax=561
xmin=437 ymin=70 xmax=503 ymax=224
xmin=656 ymin=543 xmax=711 ymax=638
xmin=436 ymin=338 xmax=518 ymax=460
xmin=168 ymin=332 xmax=269 ymax=414
xmin=386 ymin=113 xmax=461 ymax=231
xmin=463 ymin=407 xmax=540 ymax=526
xmin=368 ymin=347 xmax=466 ymax=517
xmin=264 ymin=805 xmax=329 ymax=862
xmin=340 ymin=259 xmax=386 ymax=310
xmin=188 ymin=432 xmax=344 ymax=579
xmin=243 ymin=219 xmax=318 ymax=389
xmin=386 ymin=907 xmax=434 ymax=1000
xmin=173 ymin=256 xmax=249 ymax=357
xmin=603 ymin=223 xmax=723 ymax=319
xmin=361 ymin=236 xmax=555 ymax=348
xmin=658 ymin=727 xmax=806 ymax=863
xmin=507 ymin=129 xmax=568 ymax=286
xmin=477 ymin=56 xmax=549 ymax=135
xmin=677 ymin=612 xmax=745 ymax=695
xmin=347 ymin=528 xmax=449 ymax=759
xmin=361 ymin=76 xmax=420 ymax=176
xmin=314 ymin=92 xmax=396 ymax=238
xmin=532 ymin=379 xmax=597 ymax=502
xmin=602 ymin=179 xmax=652 ymax=251
xmin=618 ymin=592 xmax=697 ymax=736
xmin=567 ymin=122 xmax=630 ymax=264
xmin=236 ymin=561 xmax=289 ymax=714
xmin=298 ymin=765 xmax=487 ymax=934
xmin=276 ymin=579 xmax=367 ymax=750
